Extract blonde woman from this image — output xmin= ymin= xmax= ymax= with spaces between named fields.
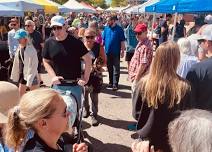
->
xmin=10 ymin=29 xmax=39 ymax=96
xmin=132 ymin=41 xmax=192 ymax=152
xmin=4 ymin=88 xmax=88 ymax=152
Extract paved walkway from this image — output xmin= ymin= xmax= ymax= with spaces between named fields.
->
xmin=41 ymin=59 xmax=135 ymax=152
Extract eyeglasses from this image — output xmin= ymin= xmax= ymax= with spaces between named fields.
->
xmin=47 ymin=108 xmax=71 ymax=119
xmin=52 ymin=26 xmax=63 ymax=31
xmin=11 ymin=24 xmax=17 ymax=26
xmin=25 ymin=25 xmax=32 ymax=27
xmin=85 ymin=36 xmax=95 ymax=39
xmin=135 ymin=32 xmax=142 ymax=35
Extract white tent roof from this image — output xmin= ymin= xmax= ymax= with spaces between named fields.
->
xmin=105 ymin=6 xmax=126 ymax=12
xmin=124 ymin=0 xmax=159 ymax=14
xmin=0 ymin=3 xmax=24 ymax=16
xmin=63 ymin=0 xmax=95 ymax=13
xmin=96 ymin=6 xmax=104 ymax=11
xmin=119 ymin=5 xmax=131 ymax=12
xmin=0 ymin=0 xmax=43 ymax=12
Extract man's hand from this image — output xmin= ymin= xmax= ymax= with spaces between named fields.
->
xmin=77 ymin=78 xmax=87 ymax=86
xmin=131 ymin=140 xmax=155 ymax=152
xmin=73 ymin=143 xmax=88 ymax=152
xmin=51 ymin=76 xmax=64 ymax=85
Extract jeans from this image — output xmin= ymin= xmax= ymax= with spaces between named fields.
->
xmin=84 ymin=87 xmax=99 ymax=117
xmin=106 ymin=54 xmax=120 ymax=86
xmin=52 ymin=85 xmax=83 ymax=108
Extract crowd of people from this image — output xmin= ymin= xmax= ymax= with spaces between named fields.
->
xmin=0 ymin=11 xmax=212 ymax=152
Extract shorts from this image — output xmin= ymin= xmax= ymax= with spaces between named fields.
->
xmin=125 ymin=52 xmax=134 ymax=62
xmin=19 ymin=74 xmax=38 ymax=86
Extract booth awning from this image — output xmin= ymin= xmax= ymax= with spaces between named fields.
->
xmin=63 ymin=0 xmax=96 ymax=13
xmin=0 ymin=3 xmax=24 ymax=16
xmin=145 ymin=0 xmax=212 ymax=14
xmin=34 ymin=0 xmax=59 ymax=13
xmin=0 ymin=0 xmax=43 ymax=12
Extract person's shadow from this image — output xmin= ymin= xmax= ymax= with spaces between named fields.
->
xmin=101 ymin=84 xmax=131 ymax=99
xmin=98 ymin=115 xmax=135 ymax=131
xmin=83 ymin=131 xmax=132 ymax=152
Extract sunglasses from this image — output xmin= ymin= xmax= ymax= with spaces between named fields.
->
xmin=198 ymin=39 xmax=206 ymax=44
xmin=135 ymin=32 xmax=142 ymax=35
xmin=45 ymin=107 xmax=71 ymax=119
xmin=52 ymin=26 xmax=63 ymax=31
xmin=85 ymin=36 xmax=95 ymax=39
xmin=25 ymin=25 xmax=32 ymax=27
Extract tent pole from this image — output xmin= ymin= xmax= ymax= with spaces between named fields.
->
xmin=172 ymin=12 xmax=178 ymax=41
xmin=151 ymin=12 xmax=156 ymax=39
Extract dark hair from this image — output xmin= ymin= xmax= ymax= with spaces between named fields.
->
xmin=108 ymin=15 xmax=117 ymax=21
xmin=167 ymin=14 xmax=172 ymax=18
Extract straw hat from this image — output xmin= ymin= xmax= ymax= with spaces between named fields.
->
xmin=0 ymin=81 xmax=20 ymax=123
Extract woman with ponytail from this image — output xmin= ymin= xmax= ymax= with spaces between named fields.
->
xmin=4 ymin=88 xmax=87 ymax=152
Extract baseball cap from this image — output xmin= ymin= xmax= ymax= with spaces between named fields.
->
xmin=196 ymin=24 xmax=212 ymax=41
xmin=50 ymin=15 xmax=65 ymax=27
xmin=134 ymin=23 xmax=147 ymax=33
xmin=14 ymin=29 xmax=28 ymax=39
xmin=0 ymin=81 xmax=20 ymax=123
xmin=204 ymin=15 xmax=212 ymax=24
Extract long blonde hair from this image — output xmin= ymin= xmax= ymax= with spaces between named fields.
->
xmin=4 ymin=88 xmax=62 ymax=150
xmin=140 ymin=41 xmax=190 ymax=108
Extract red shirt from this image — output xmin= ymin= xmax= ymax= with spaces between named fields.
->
xmin=129 ymin=38 xmax=153 ymax=82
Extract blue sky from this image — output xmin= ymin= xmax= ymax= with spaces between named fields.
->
xmin=106 ymin=0 xmax=111 ymax=5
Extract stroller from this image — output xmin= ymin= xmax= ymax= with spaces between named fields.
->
xmin=56 ymin=87 xmax=85 ymax=144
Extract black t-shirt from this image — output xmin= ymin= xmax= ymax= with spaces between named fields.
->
xmin=90 ymin=42 xmax=100 ymax=63
xmin=186 ymin=58 xmax=212 ymax=111
xmin=159 ymin=20 xmax=169 ymax=44
xmin=45 ymin=27 xmax=52 ymax=39
xmin=29 ymin=30 xmax=43 ymax=52
xmin=42 ymin=34 xmax=88 ymax=80
xmin=22 ymin=133 xmax=74 ymax=152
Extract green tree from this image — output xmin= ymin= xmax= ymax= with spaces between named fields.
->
xmin=111 ymin=0 xmax=119 ymax=7
xmin=111 ymin=0 xmax=127 ymax=7
xmin=52 ymin=0 xmax=68 ymax=5
xmin=119 ymin=0 xmax=128 ymax=6
xmin=91 ymin=0 xmax=107 ymax=8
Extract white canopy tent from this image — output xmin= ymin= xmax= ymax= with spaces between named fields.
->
xmin=0 ymin=4 xmax=24 ymax=16
xmin=105 ymin=6 xmax=126 ymax=12
xmin=119 ymin=5 xmax=131 ymax=12
xmin=124 ymin=0 xmax=159 ymax=14
xmin=96 ymin=7 xmax=104 ymax=11
xmin=63 ymin=0 xmax=96 ymax=13
xmin=0 ymin=0 xmax=43 ymax=12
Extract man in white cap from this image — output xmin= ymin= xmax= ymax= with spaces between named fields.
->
xmin=42 ymin=15 xmax=92 ymax=107
xmin=186 ymin=24 xmax=212 ymax=110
